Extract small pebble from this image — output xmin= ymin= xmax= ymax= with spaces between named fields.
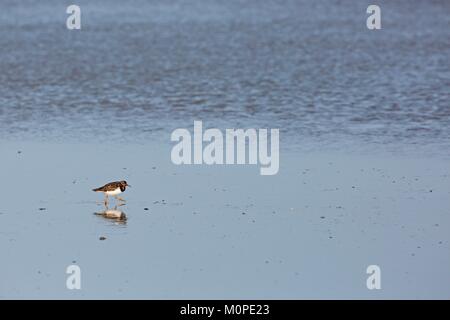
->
xmin=99 ymin=236 xmax=107 ymax=241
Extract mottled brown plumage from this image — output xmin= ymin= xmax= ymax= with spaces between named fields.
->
xmin=93 ymin=180 xmax=131 ymax=206
xmin=93 ymin=180 xmax=130 ymax=193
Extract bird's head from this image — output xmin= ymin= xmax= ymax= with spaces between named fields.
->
xmin=120 ymin=180 xmax=131 ymax=188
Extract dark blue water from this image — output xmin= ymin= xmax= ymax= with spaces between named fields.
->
xmin=0 ymin=0 xmax=449 ymax=152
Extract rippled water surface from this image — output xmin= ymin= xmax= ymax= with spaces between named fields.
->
xmin=0 ymin=0 xmax=449 ymax=151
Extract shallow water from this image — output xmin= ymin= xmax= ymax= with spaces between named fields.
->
xmin=0 ymin=0 xmax=449 ymax=154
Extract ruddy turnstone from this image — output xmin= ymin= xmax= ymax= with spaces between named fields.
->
xmin=93 ymin=180 xmax=131 ymax=206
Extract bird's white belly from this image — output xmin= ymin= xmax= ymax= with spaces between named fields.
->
xmin=106 ymin=188 xmax=122 ymax=196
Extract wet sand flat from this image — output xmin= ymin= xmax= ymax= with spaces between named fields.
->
xmin=0 ymin=140 xmax=449 ymax=299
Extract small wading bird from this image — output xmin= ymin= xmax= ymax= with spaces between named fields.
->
xmin=93 ymin=180 xmax=131 ymax=206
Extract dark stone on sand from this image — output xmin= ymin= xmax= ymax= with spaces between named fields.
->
xmin=144 ymin=208 xmax=149 ymax=211
xmin=320 ymin=216 xmax=325 ymax=219
xmin=39 ymin=208 xmax=46 ymax=211
xmin=99 ymin=236 xmax=107 ymax=241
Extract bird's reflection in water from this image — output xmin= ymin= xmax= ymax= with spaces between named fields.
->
xmin=94 ymin=206 xmax=127 ymax=225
